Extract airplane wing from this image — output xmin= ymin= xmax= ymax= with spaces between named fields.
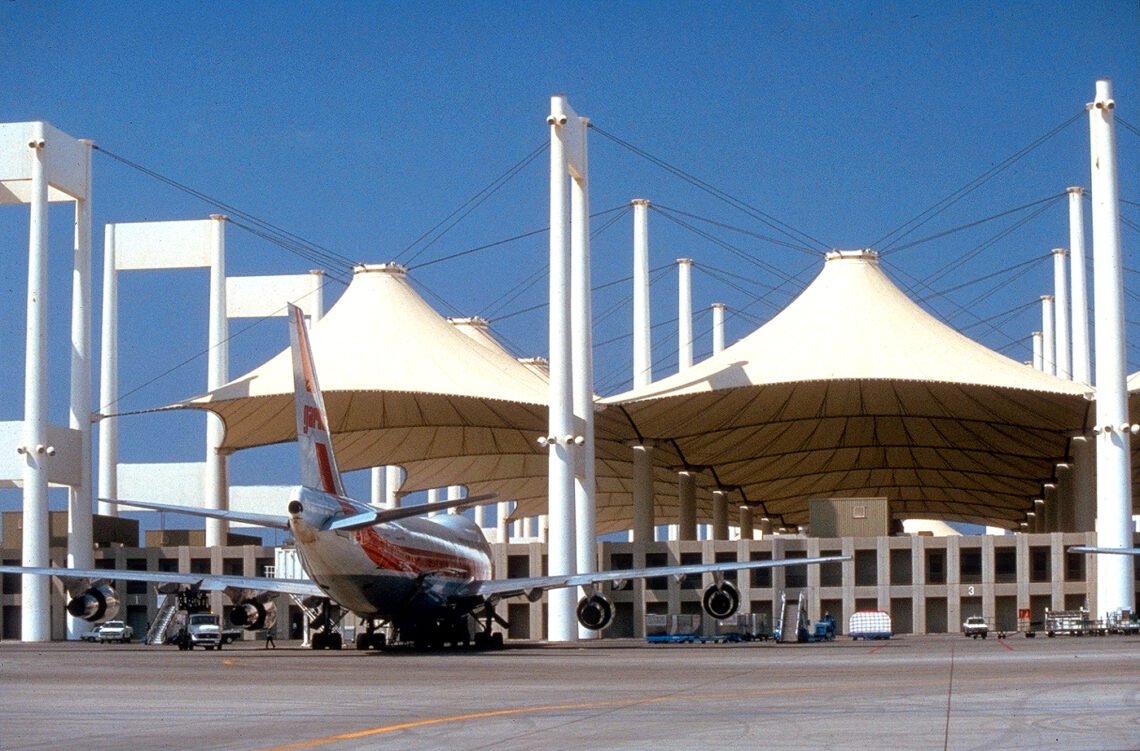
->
xmin=1069 ymin=546 xmax=1140 ymax=556
xmin=0 ymin=565 xmax=326 ymax=598
xmin=457 ymin=554 xmax=850 ymax=601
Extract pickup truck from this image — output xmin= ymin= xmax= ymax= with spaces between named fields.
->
xmin=82 ymin=620 xmax=134 ymax=643
xmin=963 ymin=616 xmax=988 ymax=639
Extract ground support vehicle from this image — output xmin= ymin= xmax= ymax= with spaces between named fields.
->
xmin=174 ymin=612 xmax=224 ymax=650
xmin=716 ymin=613 xmax=771 ymax=642
xmin=963 ymin=616 xmax=989 ymax=639
xmin=645 ymin=614 xmax=706 ymax=643
xmin=82 ymin=621 xmax=133 ymax=643
xmin=1044 ymin=608 xmax=1104 ymax=637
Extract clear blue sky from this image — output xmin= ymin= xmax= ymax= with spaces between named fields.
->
xmin=0 ymin=2 xmax=1136 ymax=519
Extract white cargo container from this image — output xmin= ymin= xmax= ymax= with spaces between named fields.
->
xmin=848 ymin=610 xmax=893 ymax=640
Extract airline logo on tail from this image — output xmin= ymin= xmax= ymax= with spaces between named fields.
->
xmin=288 ymin=304 xmax=346 ymax=498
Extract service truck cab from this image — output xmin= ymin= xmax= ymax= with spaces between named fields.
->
xmin=179 ymin=613 xmax=223 ymax=650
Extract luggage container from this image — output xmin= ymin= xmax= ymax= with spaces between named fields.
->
xmin=848 ymin=610 xmax=892 ymax=640
xmin=716 ymin=613 xmax=771 ymax=642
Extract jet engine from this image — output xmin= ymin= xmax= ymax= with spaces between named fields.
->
xmin=702 ymin=581 xmax=740 ymax=620
xmin=576 ymin=593 xmax=614 ymax=631
xmin=229 ymin=596 xmax=278 ymax=632
xmin=66 ymin=583 xmax=120 ymax=623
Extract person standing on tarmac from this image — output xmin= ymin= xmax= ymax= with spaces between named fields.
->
xmin=265 ymin=627 xmax=276 ymax=648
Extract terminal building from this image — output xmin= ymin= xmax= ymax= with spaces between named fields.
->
xmin=0 ymin=84 xmax=1136 ymax=643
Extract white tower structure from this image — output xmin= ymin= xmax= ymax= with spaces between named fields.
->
xmin=677 ymin=258 xmax=694 ymax=371
xmin=0 ymin=123 xmax=94 ymax=641
xmin=101 ymin=219 xmax=325 ymax=546
xmin=1040 ymin=295 xmax=1055 ymax=376
xmin=711 ymin=303 xmax=726 ymax=355
xmin=1088 ymin=79 xmax=1134 ymax=615
xmin=632 ymin=199 xmax=652 ymax=387
xmin=1052 ymin=249 xmax=1071 ymax=380
xmin=1067 ymin=187 xmax=1091 ymax=385
xmin=547 ymin=95 xmax=591 ymax=642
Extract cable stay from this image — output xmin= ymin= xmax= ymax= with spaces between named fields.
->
xmin=92 ymin=145 xmax=360 ymax=272
xmin=588 ymin=123 xmax=829 ymax=252
xmin=397 ymin=140 xmax=549 ymax=266
xmin=872 ymin=110 xmax=1085 ymax=252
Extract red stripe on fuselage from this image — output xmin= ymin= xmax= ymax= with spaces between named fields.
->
xmin=356 ymin=527 xmax=489 ymax=580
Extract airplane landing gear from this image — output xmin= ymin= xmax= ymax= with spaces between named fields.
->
xmin=308 ymin=598 xmax=345 ymax=650
xmin=356 ymin=619 xmax=387 ymax=650
xmin=473 ymin=603 xmax=506 ymax=650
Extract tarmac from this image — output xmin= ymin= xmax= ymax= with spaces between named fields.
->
xmin=2 ymin=634 xmax=1138 ymax=751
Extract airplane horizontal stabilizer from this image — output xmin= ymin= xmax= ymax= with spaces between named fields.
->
xmin=101 ymin=498 xmax=291 ymax=530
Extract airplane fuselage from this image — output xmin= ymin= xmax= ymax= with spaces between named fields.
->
xmin=287 ymin=486 xmax=493 ymax=619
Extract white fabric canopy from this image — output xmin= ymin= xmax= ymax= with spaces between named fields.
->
xmin=177 ymin=264 xmax=695 ymax=532
xmin=603 ymin=251 xmax=1095 ymax=528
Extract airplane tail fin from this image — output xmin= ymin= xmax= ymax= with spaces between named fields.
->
xmin=288 ymin=304 xmax=346 ymax=497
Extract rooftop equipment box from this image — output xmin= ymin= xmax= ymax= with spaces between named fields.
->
xmin=809 ymin=497 xmax=888 ymax=538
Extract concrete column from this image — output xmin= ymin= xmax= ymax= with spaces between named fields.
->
xmin=1071 ymin=436 xmax=1096 ymax=531
xmin=677 ymin=471 xmax=696 ymax=541
xmin=1088 ymin=78 xmax=1134 ymax=615
xmin=496 ymin=501 xmax=511 ymax=543
xmin=1040 ymin=295 xmax=1055 ymax=376
xmin=946 ymin=537 xmax=961 ymax=635
xmin=1068 ymin=187 xmax=1091 ymax=385
xmin=1052 ymin=249 xmax=1071 ymax=379
xmin=738 ymin=506 xmax=753 ymax=540
xmin=426 ymin=487 xmax=440 ymax=516
xmin=677 ymin=258 xmax=693 ymax=371
xmin=981 ymin=536 xmax=995 ymax=625
xmin=711 ymin=303 xmax=725 ymax=355
xmin=386 ymin=465 xmax=402 ymax=509
xmin=711 ymin=490 xmax=728 ymax=540
xmin=632 ymin=199 xmax=652 ymax=387
xmin=67 ymin=140 xmax=95 ymax=640
xmin=1043 ymin=483 xmax=1059 ymax=532
xmin=911 ymin=536 xmax=926 ymax=634
xmin=1032 ymin=332 xmax=1043 ymax=371
xmin=21 ymin=123 xmax=50 ymax=642
xmin=1055 ymin=463 xmax=1075 ymax=532
xmin=1034 ymin=499 xmax=1046 ymax=533
xmin=632 ymin=443 xmax=655 ymax=543
xmin=204 ymin=215 xmax=228 ymax=547
xmin=371 ymin=467 xmax=386 ymax=508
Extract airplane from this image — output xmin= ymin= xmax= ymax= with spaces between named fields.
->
xmin=1 ymin=304 xmax=849 ymax=650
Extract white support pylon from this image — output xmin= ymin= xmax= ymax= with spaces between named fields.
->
xmin=677 ymin=258 xmax=693 ymax=371
xmin=21 ymin=123 xmax=50 ymax=642
xmin=1067 ymin=187 xmax=1091 ymax=385
xmin=1088 ymin=78 xmax=1134 ymax=615
xmin=1040 ymin=295 xmax=1055 ymax=376
xmin=205 ymin=215 xmax=229 ymax=547
xmin=711 ymin=303 xmax=726 ymax=355
xmin=1052 ymin=249 xmax=1071 ymax=379
xmin=547 ymin=94 xmax=586 ymax=642
xmin=632 ymin=199 xmax=652 ymax=387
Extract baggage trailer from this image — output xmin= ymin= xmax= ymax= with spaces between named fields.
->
xmin=645 ymin=614 xmax=706 ymax=643
xmin=1044 ymin=608 xmax=1104 ymax=637
xmin=716 ymin=613 xmax=771 ymax=642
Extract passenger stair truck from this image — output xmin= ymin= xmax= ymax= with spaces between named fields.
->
xmin=775 ymin=591 xmax=809 ymax=643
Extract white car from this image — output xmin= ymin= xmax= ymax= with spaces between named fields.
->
xmin=85 ymin=620 xmax=134 ymax=643
xmin=963 ymin=616 xmax=988 ymax=639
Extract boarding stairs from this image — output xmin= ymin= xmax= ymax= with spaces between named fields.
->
xmin=146 ymin=594 xmax=179 ymax=646
xmin=775 ymin=590 xmax=807 ymax=643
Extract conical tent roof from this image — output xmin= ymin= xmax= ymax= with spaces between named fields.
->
xmin=603 ymin=250 xmax=1094 ymax=528
xmin=178 ymin=264 xmax=691 ymax=530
